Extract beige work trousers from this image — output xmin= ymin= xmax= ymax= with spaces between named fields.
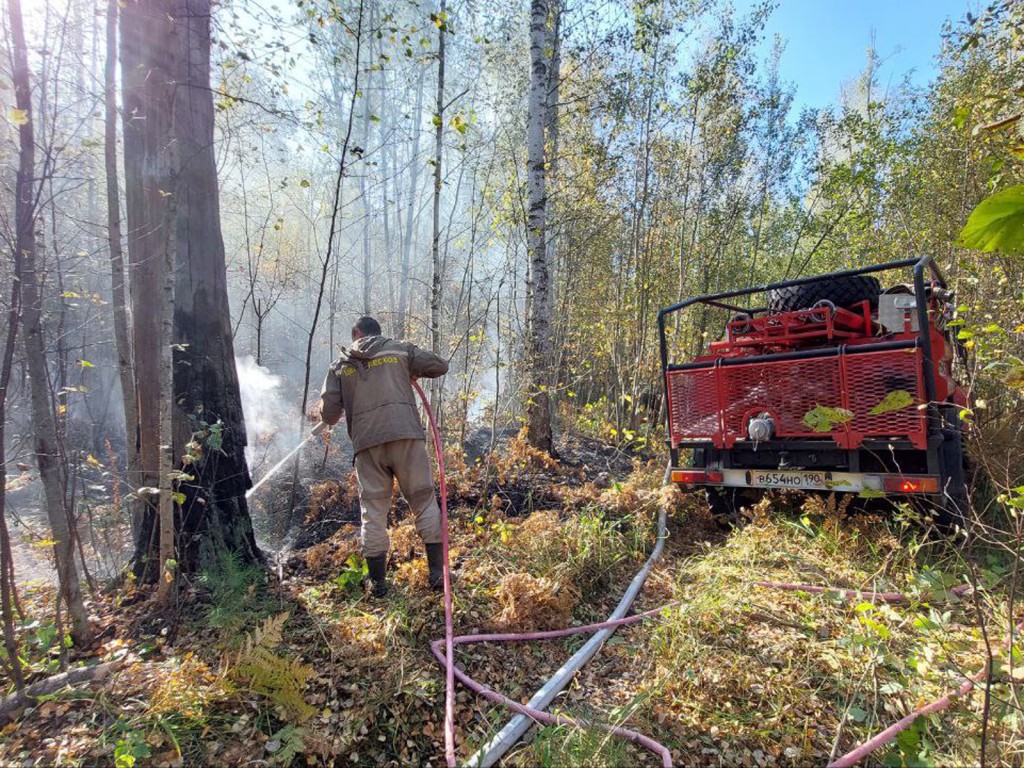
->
xmin=354 ymin=438 xmax=442 ymax=557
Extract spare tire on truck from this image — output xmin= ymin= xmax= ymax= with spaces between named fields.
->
xmin=767 ymin=274 xmax=880 ymax=313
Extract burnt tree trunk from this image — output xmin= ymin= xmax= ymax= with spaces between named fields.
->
xmin=396 ymin=67 xmax=426 ymax=338
xmin=123 ymin=0 xmax=259 ymax=579
xmin=0 ymin=156 xmax=25 ymax=688
xmin=170 ymin=0 xmax=257 ymax=572
xmin=121 ymin=0 xmax=169 ymax=575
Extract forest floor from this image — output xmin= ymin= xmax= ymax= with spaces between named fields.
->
xmin=1 ymin=431 xmax=1019 ymax=767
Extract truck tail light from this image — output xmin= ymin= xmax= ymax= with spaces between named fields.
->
xmin=882 ymin=476 xmax=940 ymax=494
xmin=670 ymin=469 xmax=724 ymax=485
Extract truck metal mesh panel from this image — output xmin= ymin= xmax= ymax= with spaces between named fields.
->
xmin=667 ymin=368 xmax=719 ymax=442
xmin=720 ymin=357 xmax=843 ymax=445
xmin=668 ymin=348 xmax=928 ymax=449
xmin=844 ymin=349 xmax=927 ymax=448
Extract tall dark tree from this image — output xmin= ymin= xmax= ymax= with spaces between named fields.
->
xmin=104 ymin=0 xmax=141 ymax=534
xmin=120 ymin=0 xmax=169 ymax=575
xmin=122 ymin=0 xmax=259 ymax=579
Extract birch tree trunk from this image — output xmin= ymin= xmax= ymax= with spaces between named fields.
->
xmin=429 ymin=0 xmax=447 ymax=415
xmin=155 ymin=196 xmax=176 ymax=602
xmin=396 ymin=67 xmax=426 ymax=338
xmin=8 ymin=0 xmax=92 ymax=645
xmin=155 ymin=71 xmax=178 ymax=601
xmin=525 ymin=0 xmax=555 ymax=454
xmin=545 ymin=0 xmax=563 ymax=393
xmin=360 ymin=7 xmax=376 ymax=315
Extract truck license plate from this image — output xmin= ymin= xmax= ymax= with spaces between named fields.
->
xmin=747 ymin=470 xmax=829 ymax=489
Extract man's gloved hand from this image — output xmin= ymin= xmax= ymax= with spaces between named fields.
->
xmin=307 ymin=403 xmax=323 ymax=423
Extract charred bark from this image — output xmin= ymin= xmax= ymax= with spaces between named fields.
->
xmin=0 ymin=168 xmax=24 ymax=689
xmin=123 ymin=0 xmax=259 ymax=580
xmin=121 ymin=0 xmax=170 ymax=571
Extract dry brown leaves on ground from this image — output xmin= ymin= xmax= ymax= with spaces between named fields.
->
xmin=495 ymin=572 xmax=579 ymax=631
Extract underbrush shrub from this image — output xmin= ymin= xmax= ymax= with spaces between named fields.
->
xmin=495 ymin=572 xmax=578 ymax=631
xmin=643 ymin=504 xmax=986 ymax=763
xmin=444 ymin=428 xmax=565 ymax=510
xmin=303 ymin=533 xmax=360 ymax=578
xmin=562 ymin=508 xmax=631 ymax=593
xmin=329 ymin=612 xmax=393 ymax=664
xmin=198 ymin=550 xmax=266 ymax=632
xmin=530 ymin=719 xmax=632 ymax=768
xmin=306 ymin=476 xmax=357 ymax=524
xmin=389 ymin=522 xmax=421 ymax=562
xmin=231 ymin=612 xmax=314 ymax=723
xmin=499 ymin=427 xmax=561 ymax=475
xmin=393 ymin=558 xmax=430 ymax=589
xmin=511 ymin=510 xmax=565 ymax=571
xmin=118 ymin=652 xmax=232 ymax=724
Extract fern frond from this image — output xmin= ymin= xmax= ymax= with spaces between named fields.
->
xmin=233 ymin=612 xmax=313 ymax=722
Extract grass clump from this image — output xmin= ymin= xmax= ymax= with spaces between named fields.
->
xmin=531 ymin=721 xmax=632 ymax=767
xmin=634 ymin=496 xmax=992 ymax=766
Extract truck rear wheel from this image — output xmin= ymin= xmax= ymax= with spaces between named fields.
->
xmin=705 ymin=487 xmax=759 ymax=527
xmin=932 ymin=411 xmax=969 ymax=530
xmin=767 ymin=274 xmax=880 ymax=313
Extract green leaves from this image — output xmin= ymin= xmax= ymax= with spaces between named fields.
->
xmin=332 ymin=555 xmax=368 ymax=593
xmin=6 ymin=107 xmax=28 ymax=126
xmin=869 ymin=390 xmax=914 ymax=416
xmin=802 ymin=405 xmax=854 ymax=433
xmin=958 ymin=185 xmax=1024 ymax=254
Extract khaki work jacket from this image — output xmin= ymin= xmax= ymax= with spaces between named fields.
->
xmin=319 ymin=335 xmax=448 ymax=455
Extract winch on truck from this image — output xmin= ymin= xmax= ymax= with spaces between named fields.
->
xmin=658 ymin=256 xmax=969 ymax=525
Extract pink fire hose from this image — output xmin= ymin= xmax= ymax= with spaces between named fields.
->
xmin=410 ymin=378 xmax=1002 ymax=767
xmin=412 ymin=381 xmax=456 ymax=766
xmin=428 ymin=609 xmax=674 ymax=767
xmin=756 ymin=581 xmax=971 ymax=605
xmin=412 ymin=381 xmax=673 ymax=767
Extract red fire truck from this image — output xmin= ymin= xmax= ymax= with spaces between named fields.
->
xmin=659 ymin=256 xmax=968 ymax=525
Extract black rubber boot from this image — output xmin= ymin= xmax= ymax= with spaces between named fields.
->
xmin=425 ymin=543 xmax=445 ymax=591
xmin=365 ymin=555 xmax=388 ymax=598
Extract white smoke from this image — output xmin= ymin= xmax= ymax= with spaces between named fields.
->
xmin=236 ymin=356 xmax=297 ymax=472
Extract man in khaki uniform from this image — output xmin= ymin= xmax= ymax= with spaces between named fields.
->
xmin=319 ymin=316 xmax=449 ymax=597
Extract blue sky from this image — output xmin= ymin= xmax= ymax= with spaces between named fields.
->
xmin=738 ymin=0 xmax=978 ymax=112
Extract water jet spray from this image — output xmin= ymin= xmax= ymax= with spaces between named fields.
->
xmin=245 ymin=422 xmax=326 ymax=500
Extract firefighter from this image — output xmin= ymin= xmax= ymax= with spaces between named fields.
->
xmin=318 ymin=316 xmax=449 ymax=597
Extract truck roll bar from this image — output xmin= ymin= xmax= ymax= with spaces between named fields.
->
xmin=658 ymin=255 xmax=949 ymax=442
